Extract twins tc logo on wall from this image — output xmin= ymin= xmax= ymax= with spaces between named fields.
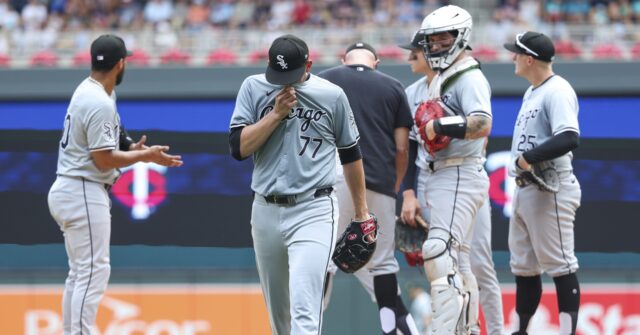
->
xmin=112 ymin=162 xmax=168 ymax=220
xmin=485 ymin=150 xmax=517 ymax=218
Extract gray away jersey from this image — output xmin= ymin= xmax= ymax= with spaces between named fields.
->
xmin=230 ymin=73 xmax=360 ymax=196
xmin=509 ymin=75 xmax=580 ymax=176
xmin=405 ymin=77 xmax=433 ymax=170
xmin=56 ymin=77 xmax=121 ymax=185
xmin=433 ymin=67 xmax=492 ymax=161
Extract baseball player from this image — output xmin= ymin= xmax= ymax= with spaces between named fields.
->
xmin=229 ymin=34 xmax=373 ymax=335
xmin=47 ymin=34 xmax=183 ymax=335
xmin=503 ymin=32 xmax=581 ymax=335
xmin=399 ymin=30 xmax=504 ymax=335
xmin=408 ymin=5 xmax=493 ymax=334
xmin=318 ymin=42 xmax=420 ymax=335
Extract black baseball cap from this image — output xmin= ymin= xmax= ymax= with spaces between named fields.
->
xmin=91 ymin=34 xmax=132 ymax=70
xmin=504 ymin=31 xmax=555 ymax=62
xmin=345 ymin=41 xmax=378 ymax=59
xmin=265 ymin=34 xmax=309 ymax=85
xmin=398 ymin=31 xmax=423 ymax=50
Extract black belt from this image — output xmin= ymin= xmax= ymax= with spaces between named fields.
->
xmin=514 ymin=176 xmax=530 ymax=187
xmin=263 ymin=187 xmax=333 ymax=205
xmin=76 ymin=176 xmax=112 ymax=192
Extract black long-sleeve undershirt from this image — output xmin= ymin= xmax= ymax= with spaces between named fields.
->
xmin=522 ymin=131 xmax=579 ymax=163
xmin=402 ymin=139 xmax=418 ymax=191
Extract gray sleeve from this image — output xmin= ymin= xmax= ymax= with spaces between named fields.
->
xmin=86 ymin=102 xmax=117 ymax=152
xmin=230 ymin=77 xmax=256 ymax=129
xmin=546 ymin=89 xmax=580 ymax=135
xmin=333 ymin=90 xmax=360 ymax=148
xmin=456 ymin=73 xmax=492 ymax=118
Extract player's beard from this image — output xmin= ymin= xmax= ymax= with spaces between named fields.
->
xmin=115 ymin=67 xmax=125 ymax=86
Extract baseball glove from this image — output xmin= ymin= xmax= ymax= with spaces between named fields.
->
xmin=517 ymin=159 xmax=560 ymax=192
xmin=332 ymin=214 xmax=379 ymax=274
xmin=395 ymin=216 xmax=429 ymax=267
xmin=415 ymin=100 xmax=451 ymax=154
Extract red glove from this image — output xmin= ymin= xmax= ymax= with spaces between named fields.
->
xmin=415 ymin=100 xmax=451 ymax=154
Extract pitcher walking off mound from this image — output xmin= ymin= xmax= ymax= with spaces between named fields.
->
xmin=229 ymin=34 xmax=373 ymax=335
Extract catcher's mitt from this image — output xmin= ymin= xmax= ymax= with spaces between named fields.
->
xmin=395 ymin=216 xmax=429 ymax=267
xmin=415 ymin=100 xmax=451 ymax=154
xmin=332 ymin=214 xmax=379 ymax=273
xmin=517 ymin=159 xmax=560 ymax=192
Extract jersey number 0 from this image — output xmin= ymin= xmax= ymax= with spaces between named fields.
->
xmin=60 ymin=114 xmax=71 ymax=149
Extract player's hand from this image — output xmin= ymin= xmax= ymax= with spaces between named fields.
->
xmin=425 ymin=120 xmax=436 ymax=141
xmin=145 ymin=145 xmax=183 ymax=167
xmin=401 ymin=190 xmax=421 ymax=228
xmin=129 ymin=135 xmax=148 ymax=151
xmin=353 ymin=211 xmax=371 ymax=222
xmin=273 ymin=86 xmax=297 ymax=119
xmin=516 ymin=154 xmax=531 ymax=171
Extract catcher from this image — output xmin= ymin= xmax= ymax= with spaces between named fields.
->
xmin=406 ymin=5 xmax=493 ymax=334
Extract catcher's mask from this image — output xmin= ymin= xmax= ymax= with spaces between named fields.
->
xmin=418 ymin=5 xmax=472 ymax=71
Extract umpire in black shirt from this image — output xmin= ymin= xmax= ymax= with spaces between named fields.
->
xmin=318 ymin=42 xmax=419 ymax=335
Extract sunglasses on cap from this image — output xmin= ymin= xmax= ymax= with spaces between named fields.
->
xmin=515 ymin=33 xmax=539 ymax=57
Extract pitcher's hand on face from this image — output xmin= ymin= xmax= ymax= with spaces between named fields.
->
xmin=145 ymin=145 xmax=183 ymax=167
xmin=273 ymin=86 xmax=297 ymax=119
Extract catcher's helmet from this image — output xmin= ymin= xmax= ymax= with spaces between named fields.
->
xmin=418 ymin=5 xmax=472 ymax=71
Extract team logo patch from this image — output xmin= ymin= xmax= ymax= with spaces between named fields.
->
xmin=103 ymin=122 xmax=114 ymax=141
xmin=347 ymin=233 xmax=358 ymax=241
xmin=360 ymin=221 xmax=376 ymax=234
xmin=276 ymin=55 xmax=288 ymax=70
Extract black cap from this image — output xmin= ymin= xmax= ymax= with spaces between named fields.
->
xmin=91 ymin=34 xmax=132 ymax=70
xmin=398 ymin=31 xmax=423 ymax=50
xmin=504 ymin=31 xmax=555 ymax=62
xmin=265 ymin=34 xmax=309 ymax=85
xmin=345 ymin=41 xmax=378 ymax=59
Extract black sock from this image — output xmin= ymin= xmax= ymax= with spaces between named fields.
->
xmin=554 ymin=273 xmax=580 ymax=334
xmin=515 ymin=275 xmax=542 ymax=333
xmin=374 ymin=274 xmax=398 ymax=335
xmin=394 ymin=294 xmax=413 ymax=335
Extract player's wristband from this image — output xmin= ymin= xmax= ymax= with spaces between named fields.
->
xmin=119 ymin=127 xmax=135 ymax=151
xmin=433 ymin=115 xmax=467 ymax=139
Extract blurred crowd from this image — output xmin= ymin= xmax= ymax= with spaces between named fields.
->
xmin=490 ymin=0 xmax=640 ymax=43
xmin=1 ymin=0 xmax=640 ymax=66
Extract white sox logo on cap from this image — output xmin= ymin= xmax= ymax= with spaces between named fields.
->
xmin=276 ymin=55 xmax=288 ymax=69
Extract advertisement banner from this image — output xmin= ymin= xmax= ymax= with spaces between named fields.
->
xmin=0 ymin=284 xmax=270 ymax=335
xmin=2 ymin=284 xmax=640 ymax=334
xmin=499 ymin=284 xmax=640 ymax=335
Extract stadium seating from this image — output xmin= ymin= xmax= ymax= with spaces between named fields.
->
xmin=377 ymin=46 xmax=406 ymax=62
xmin=29 ymin=50 xmax=59 ymax=67
xmin=471 ymin=45 xmax=498 ymax=62
xmin=127 ymin=49 xmax=151 ymax=66
xmin=555 ymin=40 xmax=583 ymax=60
xmin=160 ymin=48 xmax=192 ymax=65
xmin=0 ymin=53 xmax=10 ymax=67
xmin=206 ymin=48 xmax=238 ymax=65
xmin=591 ymin=43 xmax=623 ymax=60
xmin=248 ymin=49 xmax=269 ymax=64
xmin=631 ymin=42 xmax=640 ymax=60
xmin=72 ymin=50 xmax=91 ymax=67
